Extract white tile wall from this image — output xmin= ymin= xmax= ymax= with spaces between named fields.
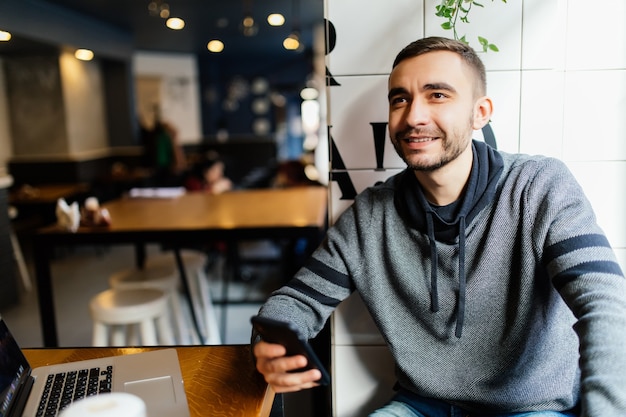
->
xmin=332 ymin=345 xmax=396 ymax=417
xmin=521 ymin=0 xmax=568 ymax=70
xmin=326 ymin=0 xmax=423 ymax=77
xmin=326 ymin=1 xmax=626 ymax=415
xmin=485 ymin=71 xmax=522 ymax=153
xmin=567 ymin=161 xmax=626 ymax=249
xmin=519 ymin=70 xmax=566 ymax=157
xmin=562 ymin=70 xmax=626 ymax=162
xmin=328 ymin=75 xmax=403 ymax=170
xmin=332 ymin=291 xmax=385 ymax=346
xmin=565 ymin=0 xmax=626 ymax=70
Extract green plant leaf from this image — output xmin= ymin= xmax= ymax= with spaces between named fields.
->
xmin=434 ymin=0 xmax=504 ymax=52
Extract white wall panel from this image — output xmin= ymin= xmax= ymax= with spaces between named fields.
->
xmin=567 ymin=161 xmax=626 ymax=248
xmin=565 ymin=0 xmax=626 ymax=70
xmin=485 ymin=71 xmax=521 ymax=153
xmin=519 ymin=70 xmax=565 ymax=157
xmin=328 ymin=75 xmax=404 ymax=170
xmin=326 ymin=0 xmax=423 ymax=76
xmin=562 ymin=70 xmax=626 ymax=161
xmin=332 ymin=293 xmax=385 ymax=345
xmin=521 ymin=0 xmax=567 ymax=70
xmin=332 ymin=345 xmax=395 ymax=417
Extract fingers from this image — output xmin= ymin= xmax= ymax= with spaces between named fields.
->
xmin=265 ymin=369 xmax=322 ymax=393
xmin=253 ymin=341 xmax=323 ymax=393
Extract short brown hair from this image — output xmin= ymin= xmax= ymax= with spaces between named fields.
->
xmin=392 ymin=37 xmax=487 ymax=97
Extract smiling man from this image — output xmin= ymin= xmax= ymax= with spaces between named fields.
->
xmin=252 ymin=37 xmax=626 ymax=416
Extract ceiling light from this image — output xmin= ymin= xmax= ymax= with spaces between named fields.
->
xmin=207 ymin=39 xmax=225 ymax=53
xmin=147 ymin=1 xmax=158 ymax=15
xmin=300 ymin=87 xmax=319 ymax=100
xmin=240 ymin=15 xmax=258 ymax=36
xmin=74 ymin=49 xmax=94 ymax=61
xmin=0 ymin=30 xmax=11 ymax=41
xmin=166 ymin=17 xmax=185 ymax=30
xmin=283 ymin=33 xmax=300 ymax=50
xmin=242 ymin=16 xmax=255 ymax=28
xmin=267 ymin=13 xmax=285 ymax=26
xmin=284 ymin=0 xmax=302 ymax=51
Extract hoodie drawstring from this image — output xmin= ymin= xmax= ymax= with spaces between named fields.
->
xmin=425 ymin=211 xmax=467 ymax=338
xmin=455 ymin=216 xmax=466 ymax=338
xmin=426 ymin=211 xmax=439 ymax=313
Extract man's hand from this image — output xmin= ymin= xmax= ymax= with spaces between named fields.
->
xmin=253 ymin=340 xmax=323 ymax=393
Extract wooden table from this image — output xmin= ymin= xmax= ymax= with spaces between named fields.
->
xmin=9 ymin=183 xmax=91 ymax=205
xmin=23 ymin=345 xmax=276 ymax=417
xmin=32 ymin=186 xmax=328 ymax=347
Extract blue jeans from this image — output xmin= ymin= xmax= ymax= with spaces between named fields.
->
xmin=369 ymin=391 xmax=578 ymax=417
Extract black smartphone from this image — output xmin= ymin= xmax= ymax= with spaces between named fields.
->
xmin=250 ymin=315 xmax=330 ymax=385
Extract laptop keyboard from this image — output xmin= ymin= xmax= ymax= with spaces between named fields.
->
xmin=36 ymin=365 xmax=113 ymax=417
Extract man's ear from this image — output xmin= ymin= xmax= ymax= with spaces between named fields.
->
xmin=472 ymin=96 xmax=493 ymax=130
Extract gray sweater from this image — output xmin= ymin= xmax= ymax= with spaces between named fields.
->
xmin=257 ymin=141 xmax=626 ymax=415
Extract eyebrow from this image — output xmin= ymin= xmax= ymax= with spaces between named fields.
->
xmin=423 ymin=82 xmax=457 ymax=93
xmin=387 ymin=82 xmax=457 ymax=101
xmin=387 ymin=87 xmax=407 ymax=101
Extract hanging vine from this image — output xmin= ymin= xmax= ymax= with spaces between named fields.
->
xmin=435 ymin=0 xmax=507 ymax=52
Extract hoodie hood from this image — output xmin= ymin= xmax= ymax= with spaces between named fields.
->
xmin=394 ymin=139 xmax=504 ymax=337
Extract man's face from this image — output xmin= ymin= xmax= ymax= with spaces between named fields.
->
xmin=387 ymin=50 xmax=481 ymax=172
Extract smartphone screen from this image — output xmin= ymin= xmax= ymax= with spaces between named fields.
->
xmin=251 ymin=315 xmax=330 ymax=385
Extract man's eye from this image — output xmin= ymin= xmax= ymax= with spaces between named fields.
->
xmin=431 ymin=92 xmax=447 ymax=99
xmin=390 ymin=96 xmax=407 ymax=105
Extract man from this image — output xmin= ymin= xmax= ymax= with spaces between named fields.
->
xmin=253 ymin=37 xmax=626 ymax=416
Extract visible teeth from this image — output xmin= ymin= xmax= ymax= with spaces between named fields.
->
xmin=406 ymin=137 xmax=432 ymax=143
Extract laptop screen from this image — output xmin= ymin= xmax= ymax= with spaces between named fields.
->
xmin=0 ymin=318 xmax=31 ymax=417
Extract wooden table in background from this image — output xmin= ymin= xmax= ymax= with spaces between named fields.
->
xmin=32 ymin=186 xmax=328 ymax=347
xmin=9 ymin=183 xmax=91 ymax=205
xmin=23 ymin=345 xmax=275 ymax=417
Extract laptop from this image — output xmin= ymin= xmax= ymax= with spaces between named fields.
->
xmin=0 ymin=316 xmax=190 ymax=417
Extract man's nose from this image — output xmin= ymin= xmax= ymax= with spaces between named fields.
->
xmin=405 ymin=99 xmax=429 ymax=126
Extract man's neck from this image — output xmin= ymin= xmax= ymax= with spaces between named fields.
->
xmin=414 ymin=144 xmax=473 ymax=206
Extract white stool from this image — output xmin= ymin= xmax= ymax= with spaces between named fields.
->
xmin=147 ymin=250 xmax=221 ymax=345
xmin=108 ymin=264 xmax=187 ymax=344
xmin=89 ymin=288 xmax=174 ymax=346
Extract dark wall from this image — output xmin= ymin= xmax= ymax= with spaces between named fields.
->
xmin=3 ymin=55 xmax=69 ymax=155
xmin=102 ymin=59 xmax=137 ymax=147
xmin=198 ymin=51 xmax=314 ymax=137
xmin=0 ymin=186 xmax=18 ymax=308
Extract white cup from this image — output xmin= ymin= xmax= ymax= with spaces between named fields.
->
xmin=59 ymin=393 xmax=146 ymax=417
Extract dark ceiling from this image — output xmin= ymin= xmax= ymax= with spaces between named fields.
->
xmin=25 ymin=0 xmax=326 ymax=59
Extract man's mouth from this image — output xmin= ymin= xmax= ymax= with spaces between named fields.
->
xmin=404 ymin=137 xmax=435 ymax=143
